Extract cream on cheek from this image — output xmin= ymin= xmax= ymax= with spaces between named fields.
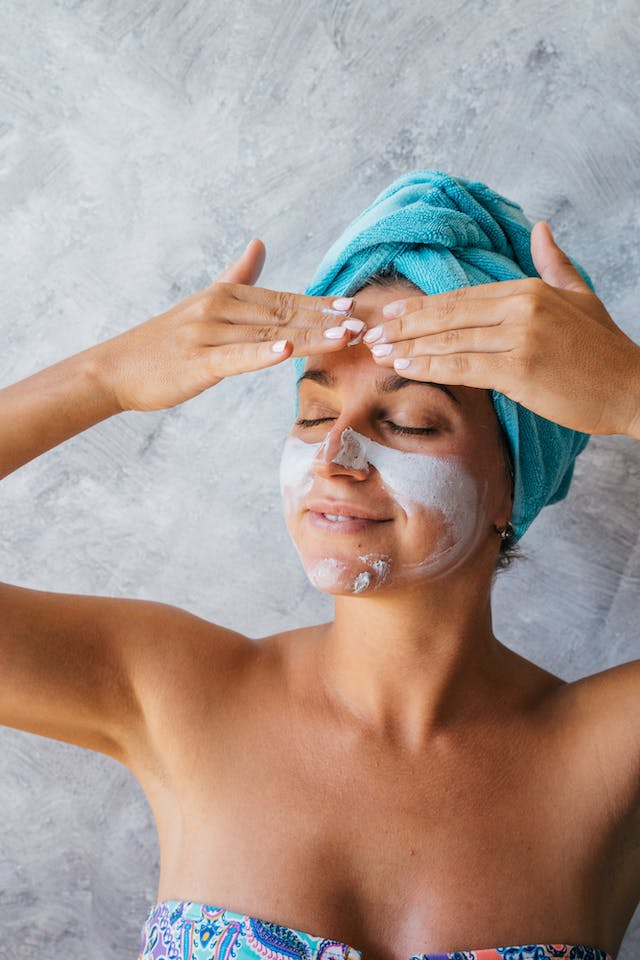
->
xmin=279 ymin=427 xmax=487 ymax=593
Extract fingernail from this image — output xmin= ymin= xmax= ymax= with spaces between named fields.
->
xmin=340 ymin=318 xmax=365 ymax=333
xmin=332 ymin=297 xmax=354 ymax=312
xmin=372 ymin=343 xmax=393 ymax=356
xmin=323 ymin=326 xmax=348 ymax=339
xmin=363 ymin=325 xmax=384 ymax=343
xmin=383 ymin=301 xmax=405 ymax=318
xmin=271 ymin=339 xmax=288 ymax=352
xmin=394 ymin=358 xmax=411 ymax=369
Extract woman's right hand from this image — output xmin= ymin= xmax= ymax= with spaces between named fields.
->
xmin=93 ymin=238 xmax=363 ymax=413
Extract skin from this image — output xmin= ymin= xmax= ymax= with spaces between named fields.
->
xmin=280 ymin=282 xmax=518 ymax=741
xmin=0 ymin=236 xmax=639 ymax=960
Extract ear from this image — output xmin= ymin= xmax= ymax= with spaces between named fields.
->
xmin=530 ymin=221 xmax=591 ymax=293
xmin=217 ymin=238 xmax=266 ymax=285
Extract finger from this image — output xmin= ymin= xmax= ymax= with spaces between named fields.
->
xmin=365 ymin=300 xmax=510 ymax=346
xmin=368 ymin=325 xmax=515 ymax=360
xmin=211 ymin=282 xmax=359 ymax=323
xmin=200 ymin=290 xmax=365 ymax=334
xmin=387 ymin=352 xmax=515 ymax=393
xmin=198 ymin=318 xmax=362 ymax=354
xmin=216 ymin=238 xmax=266 ymax=285
xmin=203 ymin=337 xmax=295 ymax=378
xmin=380 ymin=278 xmax=547 ymax=320
xmin=530 ymin=221 xmax=591 ymax=293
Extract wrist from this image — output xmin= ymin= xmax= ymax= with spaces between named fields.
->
xmin=80 ymin=339 xmax=127 ymax=416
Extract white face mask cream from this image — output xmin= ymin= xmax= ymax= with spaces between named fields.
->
xmin=280 ymin=426 xmax=487 ymax=594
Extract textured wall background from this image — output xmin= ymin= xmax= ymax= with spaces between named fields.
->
xmin=0 ymin=0 xmax=638 ymax=957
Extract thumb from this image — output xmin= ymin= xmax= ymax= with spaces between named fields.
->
xmin=216 ymin=237 xmax=266 ymax=285
xmin=531 ymin=221 xmax=590 ymax=293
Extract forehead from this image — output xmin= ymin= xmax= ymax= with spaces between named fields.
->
xmin=348 ymin=279 xmax=421 ymax=320
xmin=300 ymin=280 xmax=488 ymax=414
xmin=301 ymin=279 xmax=416 ymax=381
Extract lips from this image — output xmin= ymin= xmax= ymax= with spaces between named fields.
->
xmin=306 ymin=500 xmax=388 ymax=521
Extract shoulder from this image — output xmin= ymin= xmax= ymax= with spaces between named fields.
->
xmin=557 ymin=659 xmax=640 ymax=814
xmin=116 ymin=597 xmax=255 ymax=675
xmin=0 ymin=582 xmax=256 ymax=769
xmin=564 ymin=658 xmax=640 ymax=740
xmin=562 ymin=661 xmax=640 ymax=924
xmin=112 ymin=598 xmax=256 ymax=775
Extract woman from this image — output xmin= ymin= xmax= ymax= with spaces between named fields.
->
xmin=1 ymin=171 xmax=638 ymax=960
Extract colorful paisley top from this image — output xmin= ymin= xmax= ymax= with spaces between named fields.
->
xmin=138 ymin=900 xmax=614 ymax=960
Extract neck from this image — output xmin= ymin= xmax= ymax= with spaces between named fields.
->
xmin=313 ymin=567 xmax=507 ymax=752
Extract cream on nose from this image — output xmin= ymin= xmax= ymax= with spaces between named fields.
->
xmin=316 ymin=426 xmax=371 ymax=472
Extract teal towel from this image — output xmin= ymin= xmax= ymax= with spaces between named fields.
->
xmin=292 ymin=169 xmax=592 ymax=541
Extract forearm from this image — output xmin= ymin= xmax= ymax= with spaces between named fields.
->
xmin=621 ymin=341 xmax=640 ymax=440
xmin=0 ymin=345 xmax=121 ymax=481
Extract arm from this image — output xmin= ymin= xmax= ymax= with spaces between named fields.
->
xmin=0 ymin=581 xmax=243 ymax=764
xmin=0 ymin=347 xmax=139 ymax=761
xmin=0 ymin=350 xmax=236 ymax=767
xmin=0 ymin=238 xmax=361 ymax=764
xmin=0 ymin=346 xmax=117 ymax=479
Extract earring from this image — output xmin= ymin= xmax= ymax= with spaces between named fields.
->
xmin=494 ymin=520 xmax=514 ymax=542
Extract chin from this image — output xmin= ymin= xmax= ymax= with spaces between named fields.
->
xmin=302 ymin=554 xmax=393 ymax=595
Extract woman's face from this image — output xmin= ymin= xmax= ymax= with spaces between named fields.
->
xmin=280 ymin=282 xmax=513 ymax=595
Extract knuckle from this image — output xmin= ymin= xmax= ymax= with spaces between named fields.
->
xmin=403 ymin=296 xmax=422 ymax=314
xmin=523 ymin=277 xmax=544 ymax=295
xmin=520 ymin=286 xmax=544 ymax=317
xmin=188 ymin=298 xmax=209 ymax=322
xmin=441 ymin=328 xmax=461 ymax=349
xmin=298 ymin=327 xmax=317 ymax=347
xmin=392 ymin=316 xmax=405 ymax=338
xmin=212 ymin=280 xmax=237 ymax=298
xmin=272 ymin=291 xmax=293 ymax=325
xmin=450 ymin=354 xmax=470 ymax=374
xmin=259 ymin=324 xmax=282 ymax=341
xmin=242 ymin=322 xmax=276 ymax=341
xmin=437 ymin=297 xmax=457 ymax=324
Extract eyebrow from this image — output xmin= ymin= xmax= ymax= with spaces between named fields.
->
xmin=296 ymin=369 xmax=460 ymax=406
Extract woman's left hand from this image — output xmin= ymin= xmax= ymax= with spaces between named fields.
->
xmin=363 ymin=221 xmax=640 ymax=437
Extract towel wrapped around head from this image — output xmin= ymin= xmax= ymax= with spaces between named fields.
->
xmin=292 ymin=169 xmax=592 ymax=541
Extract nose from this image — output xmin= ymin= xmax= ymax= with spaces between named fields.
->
xmin=312 ymin=423 xmax=372 ymax=481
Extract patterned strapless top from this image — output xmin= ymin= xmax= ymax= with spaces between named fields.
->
xmin=139 ymin=900 xmax=615 ymax=960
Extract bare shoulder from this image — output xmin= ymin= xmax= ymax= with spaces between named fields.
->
xmin=563 ymin=658 xmax=640 ymax=741
xmin=557 ymin=659 xmax=640 ymax=812
xmin=0 ymin=579 xmax=254 ymax=774
xmin=562 ymin=660 xmax=640 ymax=930
xmin=113 ymin=597 xmax=256 ymax=775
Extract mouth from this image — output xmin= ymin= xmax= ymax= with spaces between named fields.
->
xmin=307 ymin=510 xmax=391 ymax=534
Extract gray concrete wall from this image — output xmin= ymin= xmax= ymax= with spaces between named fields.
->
xmin=0 ymin=0 xmax=638 ymax=957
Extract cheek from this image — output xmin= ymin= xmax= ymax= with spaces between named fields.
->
xmin=372 ymin=446 xmax=487 ymax=575
xmin=279 ymin=435 xmax=318 ymax=518
xmin=367 ymin=437 xmax=485 ymax=536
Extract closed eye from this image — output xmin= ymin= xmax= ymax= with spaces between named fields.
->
xmin=294 ymin=417 xmax=437 ymax=436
